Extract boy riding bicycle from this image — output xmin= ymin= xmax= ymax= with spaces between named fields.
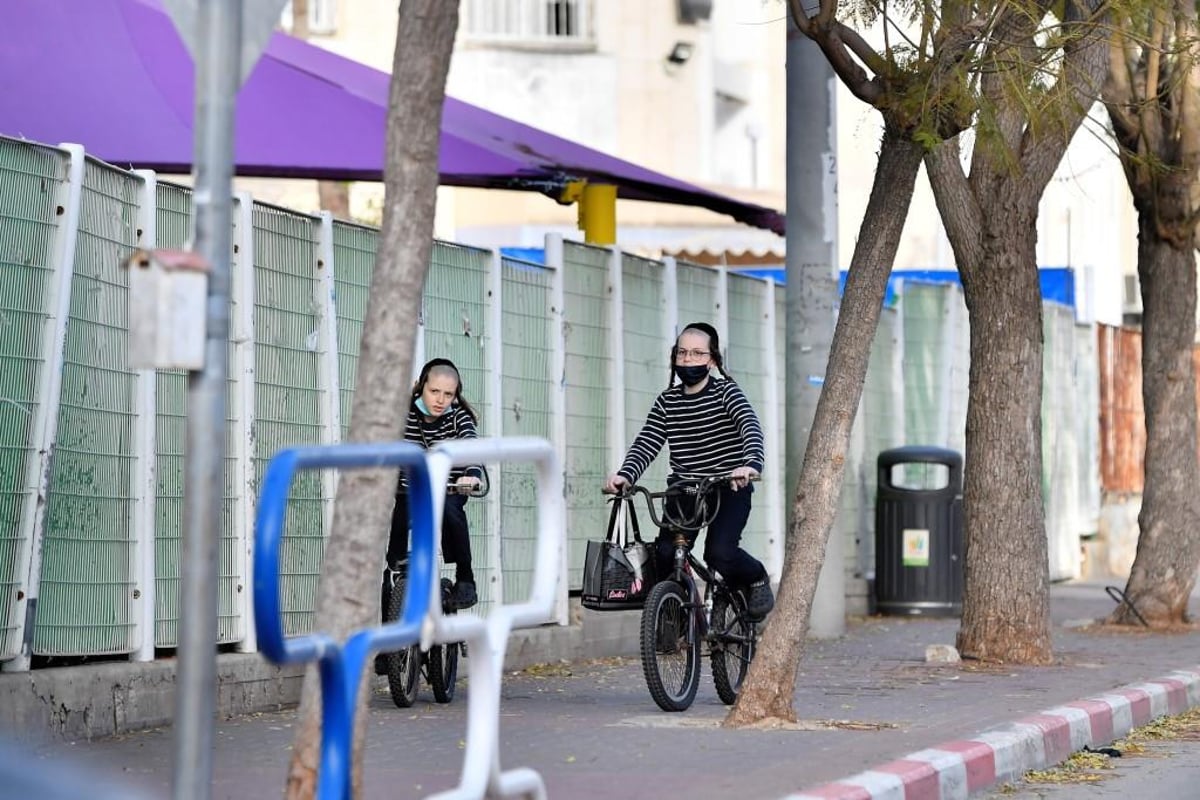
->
xmin=603 ymin=322 xmax=774 ymax=621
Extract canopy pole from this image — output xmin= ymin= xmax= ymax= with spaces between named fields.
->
xmin=560 ymin=180 xmax=616 ymax=245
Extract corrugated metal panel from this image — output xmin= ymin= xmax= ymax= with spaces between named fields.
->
xmin=562 ymin=241 xmax=610 ymax=590
xmin=425 ymin=241 xmax=492 ymax=607
xmin=330 ymin=221 xmax=375 ymax=438
xmin=0 ymin=139 xmax=67 ymax=658
xmin=252 ymin=203 xmax=324 ymax=637
xmin=36 ymin=160 xmax=139 ymax=656
xmin=726 ymin=274 xmax=773 ymax=569
xmin=499 ymin=256 xmax=554 ymax=604
xmin=1098 ymin=325 xmax=1144 ymax=493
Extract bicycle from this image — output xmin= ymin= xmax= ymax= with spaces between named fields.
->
xmin=383 ymin=472 xmax=489 ymax=708
xmin=610 ymin=474 xmax=760 ymax=712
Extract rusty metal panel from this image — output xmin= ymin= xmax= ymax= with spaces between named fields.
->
xmin=1098 ymin=325 xmax=1145 ymax=493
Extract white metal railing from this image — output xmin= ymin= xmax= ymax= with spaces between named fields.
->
xmin=462 ymin=0 xmax=594 ymax=46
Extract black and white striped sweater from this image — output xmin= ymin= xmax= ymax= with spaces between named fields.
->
xmin=397 ymin=404 xmax=483 ymax=488
xmin=617 ymin=377 xmax=765 ymax=484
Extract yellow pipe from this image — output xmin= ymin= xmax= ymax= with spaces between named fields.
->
xmin=580 ymin=182 xmax=617 ymax=245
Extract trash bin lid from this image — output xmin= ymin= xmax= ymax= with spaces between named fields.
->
xmin=877 ymin=445 xmax=962 ymax=469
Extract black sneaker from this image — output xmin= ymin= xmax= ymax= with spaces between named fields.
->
xmin=373 ymin=654 xmax=387 ymax=675
xmin=746 ymin=578 xmax=774 ymax=621
xmin=450 ymin=581 xmax=477 ymax=610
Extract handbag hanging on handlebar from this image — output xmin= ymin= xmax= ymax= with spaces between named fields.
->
xmin=581 ymin=495 xmax=658 ymax=612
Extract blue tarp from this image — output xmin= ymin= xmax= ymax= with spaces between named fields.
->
xmin=734 ymin=267 xmax=1077 ymax=309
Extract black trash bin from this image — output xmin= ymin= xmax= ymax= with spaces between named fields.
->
xmin=874 ymin=446 xmax=963 ymax=616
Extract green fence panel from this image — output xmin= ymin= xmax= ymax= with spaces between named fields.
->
xmin=499 ymin=256 xmax=554 ymax=604
xmin=253 ymin=203 xmax=324 ymax=637
xmin=150 ymin=182 xmax=242 ymax=648
xmin=620 ymin=254 xmax=669 ymax=493
xmin=900 ymin=281 xmax=967 ymax=453
xmin=0 ymin=139 xmax=68 ymax=658
xmin=839 ymin=306 xmax=904 ymax=584
xmin=424 ymin=241 xmax=493 ymax=605
xmin=331 ymin=221 xmax=376 ymax=438
xmin=35 ymin=161 xmax=139 ymax=656
xmin=726 ymin=274 xmax=773 ymax=567
xmin=562 ymin=241 xmax=610 ymax=589
xmin=676 ymin=261 xmax=718 ymax=327
xmin=151 ymin=181 xmax=189 ymax=647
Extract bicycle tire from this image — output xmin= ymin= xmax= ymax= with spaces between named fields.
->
xmin=427 ymin=642 xmax=459 ymax=703
xmin=640 ymin=580 xmax=700 ymax=712
xmin=384 ymin=578 xmax=420 ymax=708
xmin=710 ymin=589 xmax=756 ymax=705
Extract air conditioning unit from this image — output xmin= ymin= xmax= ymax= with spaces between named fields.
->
xmin=1122 ymin=274 xmax=1142 ymax=315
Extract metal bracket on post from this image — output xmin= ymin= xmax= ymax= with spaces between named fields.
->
xmin=124 ymin=249 xmax=211 ymax=371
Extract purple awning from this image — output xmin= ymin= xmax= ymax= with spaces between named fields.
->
xmin=1 ymin=0 xmax=783 ymax=234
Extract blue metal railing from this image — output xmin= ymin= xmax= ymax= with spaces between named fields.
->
xmin=253 ymin=442 xmax=437 ymax=800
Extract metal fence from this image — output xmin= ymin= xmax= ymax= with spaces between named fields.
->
xmin=0 ymin=136 xmax=1102 ymax=669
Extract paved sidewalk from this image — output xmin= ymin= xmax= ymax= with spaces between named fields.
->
xmin=22 ymin=582 xmax=1200 ymax=799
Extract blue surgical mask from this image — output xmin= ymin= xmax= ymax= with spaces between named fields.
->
xmin=415 ymin=397 xmax=436 ymax=417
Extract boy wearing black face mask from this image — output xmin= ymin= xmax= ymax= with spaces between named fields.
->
xmin=602 ymin=322 xmax=774 ymax=620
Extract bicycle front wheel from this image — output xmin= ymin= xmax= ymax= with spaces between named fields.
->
xmin=384 ymin=578 xmax=420 ymax=708
xmin=640 ymin=580 xmax=700 ymax=712
xmin=710 ymin=590 xmax=756 ymax=705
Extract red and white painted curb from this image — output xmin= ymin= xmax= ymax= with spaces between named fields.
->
xmin=785 ymin=667 xmax=1200 ymax=800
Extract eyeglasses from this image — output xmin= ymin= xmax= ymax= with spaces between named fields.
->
xmin=675 ymin=348 xmax=711 ymax=360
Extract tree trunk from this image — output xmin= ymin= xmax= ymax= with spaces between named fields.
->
xmin=727 ymin=127 xmax=926 ymax=725
xmin=953 ymin=198 xmax=1053 ymax=664
xmin=1112 ymin=224 xmax=1200 ymax=625
xmin=1101 ymin=0 xmax=1200 ymax=626
xmin=284 ymin=3 xmax=460 ymax=798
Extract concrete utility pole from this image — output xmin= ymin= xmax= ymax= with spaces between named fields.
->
xmin=785 ymin=16 xmax=844 ymax=637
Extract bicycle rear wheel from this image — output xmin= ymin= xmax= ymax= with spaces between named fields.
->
xmin=710 ymin=589 xmax=756 ymax=705
xmin=384 ymin=578 xmax=420 ymax=708
xmin=427 ymin=641 xmax=459 ymax=703
xmin=640 ymin=580 xmax=700 ymax=712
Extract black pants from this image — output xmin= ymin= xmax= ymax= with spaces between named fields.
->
xmin=655 ymin=484 xmax=764 ymax=588
xmin=382 ymin=492 xmax=474 ymax=621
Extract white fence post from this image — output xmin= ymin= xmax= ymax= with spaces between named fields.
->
xmin=715 ymin=266 xmax=730 ymax=357
xmin=3 ymin=144 xmax=86 ymax=672
xmin=607 ymin=246 xmax=626 ymax=464
xmin=762 ymin=279 xmax=784 ymax=582
xmin=233 ymin=193 xmax=259 ymax=653
xmin=486 ymin=249 xmax=505 ymax=605
xmin=314 ymin=213 xmax=343 ymax=540
xmin=130 ymin=169 xmax=160 ymax=662
xmin=662 ymin=255 xmax=679 ymax=343
xmin=544 ymin=233 xmax=569 ymax=625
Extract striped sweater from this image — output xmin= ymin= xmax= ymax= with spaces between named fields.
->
xmin=397 ymin=404 xmax=483 ymax=487
xmin=617 ymin=377 xmax=765 ymax=485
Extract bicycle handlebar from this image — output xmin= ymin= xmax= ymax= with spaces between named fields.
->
xmin=602 ymin=473 xmax=759 ymax=531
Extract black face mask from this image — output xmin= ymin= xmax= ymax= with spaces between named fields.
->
xmin=674 ymin=364 xmax=710 ymax=387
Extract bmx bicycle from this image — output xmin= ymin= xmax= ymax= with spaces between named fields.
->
xmin=610 ymin=474 xmax=760 ymax=712
xmin=383 ymin=472 xmax=489 ymax=708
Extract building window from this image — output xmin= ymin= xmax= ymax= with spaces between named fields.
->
xmin=280 ymin=0 xmax=337 ymax=36
xmin=463 ymin=0 xmax=594 ymax=46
